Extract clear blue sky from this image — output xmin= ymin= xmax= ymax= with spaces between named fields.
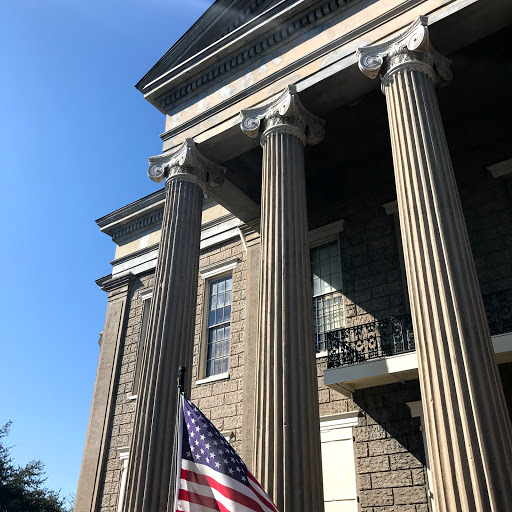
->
xmin=0 ymin=0 xmax=215 ymax=505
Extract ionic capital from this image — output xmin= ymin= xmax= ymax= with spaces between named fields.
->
xmin=357 ymin=16 xmax=452 ymax=91
xmin=147 ymin=139 xmax=226 ymax=191
xmin=240 ymin=85 xmax=325 ymax=146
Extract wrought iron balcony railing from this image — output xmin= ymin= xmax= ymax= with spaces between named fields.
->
xmin=327 ymin=314 xmax=414 ymax=369
xmin=327 ymin=290 xmax=512 ymax=369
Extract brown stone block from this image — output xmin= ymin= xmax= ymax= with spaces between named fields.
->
xmin=199 ymin=395 xmax=225 ymax=408
xmin=359 ymin=489 xmax=393 ymax=507
xmin=358 ymin=474 xmax=371 ymax=490
xmin=389 ymin=452 xmax=423 ymax=470
xmin=224 ymin=391 xmax=242 ymax=405
xmin=355 ymin=442 xmax=369 ymax=458
xmin=411 ymin=468 xmax=425 ymax=486
xmin=368 ymin=438 xmax=407 ymax=456
xmin=210 ymin=404 xmax=237 ymax=419
xmin=357 ymin=455 xmax=390 ymax=473
xmin=356 ymin=424 xmax=388 ymax=442
xmin=371 ymin=470 xmax=412 ymax=489
xmin=211 ymin=379 xmax=238 ymax=394
xmin=191 ymin=386 xmax=212 ymax=399
xmin=373 ymin=506 xmax=416 ymax=512
xmin=393 ymin=487 xmax=427 ymax=505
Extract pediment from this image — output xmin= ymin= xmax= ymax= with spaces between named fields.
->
xmin=136 ymin=0 xmax=281 ymax=93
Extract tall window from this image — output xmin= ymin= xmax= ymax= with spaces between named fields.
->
xmin=206 ymin=274 xmax=232 ymax=377
xmin=311 ymin=240 xmax=344 ymax=352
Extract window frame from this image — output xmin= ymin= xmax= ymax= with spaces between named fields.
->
xmin=128 ymin=287 xmax=152 ymax=400
xmin=309 ymin=221 xmax=345 ymax=355
xmin=198 ymin=258 xmax=240 ymax=383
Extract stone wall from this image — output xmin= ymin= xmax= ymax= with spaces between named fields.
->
xmin=190 ymin=238 xmax=246 ymax=455
xmin=97 ymin=272 xmax=154 ymax=512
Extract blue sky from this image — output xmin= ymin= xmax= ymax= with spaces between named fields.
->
xmin=0 ymin=0 xmax=214 ymax=504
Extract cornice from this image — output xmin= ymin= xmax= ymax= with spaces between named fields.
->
xmin=96 ymin=188 xmax=166 ymax=236
xmin=110 ymin=243 xmax=160 ymax=267
xmin=96 ymin=273 xmax=135 ymax=294
xmin=112 ymin=211 xmax=164 ymax=243
xmin=148 ymin=0 xmax=351 ymax=114
xmin=159 ymin=0 xmax=427 ymax=143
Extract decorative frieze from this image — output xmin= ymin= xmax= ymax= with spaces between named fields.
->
xmin=157 ymin=0 xmax=347 ymax=111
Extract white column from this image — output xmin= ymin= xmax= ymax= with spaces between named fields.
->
xmin=240 ymin=85 xmax=325 ymax=511
xmin=358 ymin=16 xmax=512 ymax=512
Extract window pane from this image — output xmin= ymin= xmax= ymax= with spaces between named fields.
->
xmin=216 ymin=308 xmax=224 ymax=325
xmin=217 ymin=292 xmax=225 ymax=308
xmin=218 ymin=279 xmax=225 ymax=293
xmin=320 ymin=245 xmax=330 ymax=261
xmin=226 ymin=276 xmax=232 ymax=290
xmin=208 ymin=310 xmax=216 ymax=327
xmin=225 ymin=290 xmax=232 ymax=306
xmin=211 ymin=281 xmax=218 ymax=295
xmin=224 ymin=305 xmax=231 ymax=320
xmin=210 ymin=295 xmax=217 ymax=311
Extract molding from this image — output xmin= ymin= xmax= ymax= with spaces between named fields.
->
xmin=195 ymin=372 xmax=230 ymax=386
xmin=111 ymin=211 xmax=163 ymax=243
xmin=154 ymin=0 xmax=348 ymax=113
xmin=96 ymin=273 xmax=134 ymax=294
xmin=96 ymin=189 xmax=165 ymax=234
xmin=159 ymin=0 xmax=429 ymax=141
xmin=406 ymin=400 xmax=423 ymax=419
xmin=320 ymin=410 xmax=360 ymax=429
xmin=309 ymin=219 xmax=344 ymax=245
xmin=383 ymin=200 xmax=398 ymax=215
xmin=111 ymin=244 xmax=160 ymax=267
xmin=200 ymin=258 xmax=241 ymax=279
xmin=117 ymin=447 xmax=130 ymax=459
xmin=487 ymin=158 xmax=512 ymax=179
xmin=316 ymin=350 xmax=328 ymax=359
xmin=139 ymin=288 xmax=153 ymax=302
xmin=98 ymin=332 xmax=103 ymax=347
xmin=112 ymin=247 xmax=159 ymax=277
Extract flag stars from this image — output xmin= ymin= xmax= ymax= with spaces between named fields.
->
xmin=228 ymin=468 xmax=234 ymax=474
xmin=191 ymin=418 xmax=196 ymax=424
xmin=215 ymin=462 xmax=220 ymax=468
xmin=223 ymin=459 xmax=228 ymax=464
xmin=195 ymin=453 xmax=201 ymax=460
xmin=205 ymin=443 xmax=210 ymax=450
xmin=213 ymin=440 xmax=218 ymax=446
xmin=195 ymin=426 xmax=200 ymax=432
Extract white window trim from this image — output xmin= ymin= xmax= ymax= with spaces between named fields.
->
xmin=407 ymin=400 xmax=436 ymax=512
xmin=199 ymin=260 xmax=240 ymax=380
xmin=200 ymin=258 xmax=240 ymax=279
xmin=195 ymin=372 xmax=230 ymax=386
xmin=310 ymin=230 xmax=345 ymax=352
xmin=127 ymin=288 xmax=153 ymax=400
xmin=117 ymin=447 xmax=130 ymax=512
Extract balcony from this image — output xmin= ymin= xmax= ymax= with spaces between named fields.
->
xmin=324 ymin=290 xmax=512 ymax=397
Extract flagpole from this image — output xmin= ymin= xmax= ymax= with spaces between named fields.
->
xmin=167 ymin=366 xmax=186 ymax=512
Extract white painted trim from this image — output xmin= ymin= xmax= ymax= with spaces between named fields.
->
xmin=383 ymin=200 xmax=398 ymax=215
xmin=112 ymin=247 xmax=159 ymax=277
xmin=309 ymin=220 xmax=344 ymax=246
xmin=320 ymin=411 xmax=360 ymax=430
xmin=140 ymin=288 xmax=153 ymax=301
xmin=316 ymin=350 xmax=328 ymax=359
xmin=324 ymin=351 xmax=419 ymax=387
xmin=126 ymin=394 xmax=137 ymax=401
xmin=221 ymin=430 xmax=234 ymax=443
xmin=200 ymin=258 xmax=240 ymax=279
xmin=117 ymin=447 xmax=130 ymax=512
xmin=487 ymin=158 xmax=512 ymax=178
xmin=195 ymin=372 xmax=230 ymax=386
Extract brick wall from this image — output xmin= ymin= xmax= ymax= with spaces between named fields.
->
xmin=190 ymin=238 xmax=246 ymax=455
xmin=98 ymin=272 xmax=154 ymax=512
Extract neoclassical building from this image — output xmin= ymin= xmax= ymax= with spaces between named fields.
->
xmin=74 ymin=1 xmax=512 ymax=511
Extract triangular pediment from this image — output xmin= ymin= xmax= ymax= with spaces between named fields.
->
xmin=136 ymin=0 xmax=281 ymax=92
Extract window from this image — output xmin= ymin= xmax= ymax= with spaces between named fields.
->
xmin=311 ymin=240 xmax=344 ymax=352
xmin=206 ymin=274 xmax=232 ymax=377
xmin=117 ymin=448 xmax=130 ymax=512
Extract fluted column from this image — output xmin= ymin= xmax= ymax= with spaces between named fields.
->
xmin=123 ymin=139 xmax=225 ymax=512
xmin=359 ymin=17 xmax=512 ymax=512
xmin=240 ymin=85 xmax=325 ymax=511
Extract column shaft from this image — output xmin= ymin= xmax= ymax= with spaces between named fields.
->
xmin=255 ymin=129 xmax=323 ymax=511
xmin=124 ymin=178 xmax=203 ymax=512
xmin=386 ymin=67 xmax=512 ymax=511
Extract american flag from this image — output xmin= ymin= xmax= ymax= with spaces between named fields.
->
xmin=173 ymin=394 xmax=278 ymax=512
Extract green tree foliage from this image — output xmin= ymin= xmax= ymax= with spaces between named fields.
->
xmin=0 ymin=422 xmax=71 ymax=512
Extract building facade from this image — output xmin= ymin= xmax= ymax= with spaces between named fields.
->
xmin=74 ymin=1 xmax=512 ymax=511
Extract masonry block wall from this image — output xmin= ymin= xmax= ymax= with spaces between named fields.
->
xmin=98 ymin=272 xmax=155 ymax=512
xmin=190 ymin=238 xmax=246 ymax=455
